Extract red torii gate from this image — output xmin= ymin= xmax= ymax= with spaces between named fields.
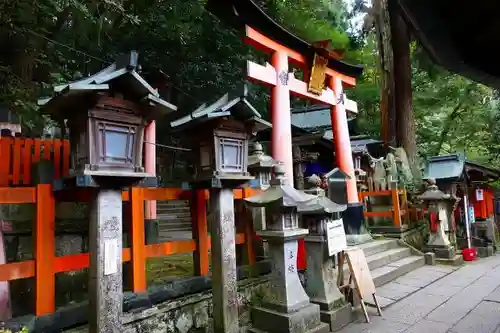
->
xmin=207 ymin=0 xmax=364 ymax=270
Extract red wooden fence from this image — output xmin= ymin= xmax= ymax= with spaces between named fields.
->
xmin=0 ymin=186 xmax=257 ymax=316
xmin=0 ymin=137 xmax=70 ymax=186
xmin=0 ymin=137 xmax=258 ymax=316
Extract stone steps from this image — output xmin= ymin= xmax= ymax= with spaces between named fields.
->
xmin=156 ymin=200 xmax=193 ymax=232
xmin=343 ymin=239 xmax=425 ymax=288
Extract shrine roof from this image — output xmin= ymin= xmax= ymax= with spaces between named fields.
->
xmin=465 ymin=161 xmax=500 ymax=180
xmin=291 ymin=106 xmax=331 ymax=131
xmin=423 ymin=154 xmax=500 ymax=183
xmin=423 ymin=153 xmax=466 ymax=182
xmin=170 ymin=86 xmax=271 ymax=132
xmin=38 ymin=51 xmax=177 ymax=119
xmin=206 ymin=0 xmax=363 ymax=78
xmin=350 ymin=136 xmax=383 ymax=154
xmin=397 ymin=0 xmax=500 ymax=89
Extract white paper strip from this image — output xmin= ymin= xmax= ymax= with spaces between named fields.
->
xmin=104 ymin=238 xmax=119 ymax=276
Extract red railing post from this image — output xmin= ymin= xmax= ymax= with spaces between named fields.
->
xmin=131 ymin=187 xmax=147 ymax=292
xmin=35 ymin=183 xmax=55 ymax=315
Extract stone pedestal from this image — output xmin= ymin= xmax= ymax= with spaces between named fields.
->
xmin=304 ymin=238 xmax=352 ymax=331
xmin=251 ymin=230 xmax=329 ymax=333
xmin=423 ymin=244 xmax=456 ymax=259
xmin=344 ymin=203 xmax=372 ymax=246
xmin=424 ymin=207 xmax=455 ymax=259
xmin=88 ymin=189 xmax=123 ymax=333
xmin=210 ymin=188 xmax=239 ymax=333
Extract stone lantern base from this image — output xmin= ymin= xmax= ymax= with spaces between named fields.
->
xmin=250 ymin=303 xmax=329 ymax=333
xmin=423 ymin=244 xmax=456 ymax=259
xmin=250 ymin=230 xmax=329 ymax=333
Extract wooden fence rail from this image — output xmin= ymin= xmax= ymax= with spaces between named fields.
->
xmin=0 ymin=137 xmax=70 ymax=186
xmin=358 ymin=187 xmax=425 ymax=227
xmin=0 ymin=186 xmax=258 ymax=316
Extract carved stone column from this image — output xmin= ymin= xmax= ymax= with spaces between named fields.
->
xmin=210 ymin=188 xmax=239 ymax=333
xmin=89 ymin=189 xmax=123 ymax=333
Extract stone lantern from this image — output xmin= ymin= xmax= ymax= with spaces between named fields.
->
xmin=302 ymin=175 xmax=351 ymax=332
xmin=418 ymin=178 xmax=460 ymax=259
xmin=244 ymin=165 xmax=329 ymax=333
xmin=170 ymin=87 xmax=269 ymax=333
xmin=41 ymin=51 xmax=176 ymax=184
xmin=171 ymin=87 xmax=270 ymax=189
xmin=38 ymin=51 xmax=177 ymax=333
xmin=247 ymin=142 xmax=277 ymax=261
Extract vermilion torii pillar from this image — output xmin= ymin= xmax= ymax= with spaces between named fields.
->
xmin=245 ymin=26 xmax=359 ymax=204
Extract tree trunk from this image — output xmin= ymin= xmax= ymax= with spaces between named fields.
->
xmin=389 ymin=2 xmax=417 ymax=176
xmin=373 ymin=0 xmax=396 ymax=147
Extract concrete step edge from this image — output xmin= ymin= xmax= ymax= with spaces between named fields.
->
xmin=371 ymin=256 xmax=425 ymax=287
xmin=358 ymin=239 xmax=400 ymax=257
xmin=342 ymin=247 xmax=412 ymax=275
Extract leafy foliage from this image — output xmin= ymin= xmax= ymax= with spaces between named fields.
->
xmin=0 ymin=0 xmax=499 ymax=168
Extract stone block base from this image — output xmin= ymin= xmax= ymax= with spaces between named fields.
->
xmin=423 ymin=245 xmax=455 ymax=259
xmin=436 ymin=255 xmax=464 ymax=266
xmin=346 ymin=233 xmax=373 ymax=246
xmin=320 ymin=304 xmax=353 ymax=332
xmin=424 ymin=252 xmax=436 ymax=265
xmin=250 ymin=303 xmax=329 ymax=333
xmin=477 ymin=246 xmax=494 ymax=258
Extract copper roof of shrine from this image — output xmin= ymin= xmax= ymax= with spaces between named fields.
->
xmin=423 ymin=153 xmax=500 ymax=183
xmin=170 ymin=86 xmax=271 ymax=132
xmin=397 ymin=0 xmax=500 ymax=89
xmin=206 ymin=0 xmax=363 ymax=78
xmin=38 ymin=51 xmax=177 ymax=120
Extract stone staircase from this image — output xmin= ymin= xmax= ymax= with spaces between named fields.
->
xmin=344 ymin=239 xmax=425 ymax=287
xmin=157 ymin=200 xmax=192 ymax=241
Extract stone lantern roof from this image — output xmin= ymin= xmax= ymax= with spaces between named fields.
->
xmin=248 ymin=142 xmax=277 ymax=170
xmin=38 ymin=51 xmax=177 ymax=120
xmin=418 ymin=178 xmax=458 ymax=202
xmin=244 ymin=165 xmax=315 ymax=208
xmin=302 ymin=174 xmax=347 ymax=214
xmin=170 ymin=85 xmax=271 ymax=133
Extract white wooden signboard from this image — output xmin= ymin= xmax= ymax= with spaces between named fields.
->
xmin=326 ymin=218 xmax=347 ymax=256
xmin=476 ymin=189 xmax=484 ymax=201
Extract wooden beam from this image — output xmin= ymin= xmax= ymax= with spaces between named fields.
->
xmin=0 ymin=261 xmax=35 ymax=281
xmin=247 ymin=61 xmax=277 ymax=87
xmin=0 ymin=187 xmax=36 ymax=203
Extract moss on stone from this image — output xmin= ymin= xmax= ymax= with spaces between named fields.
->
xmin=332 ymin=297 xmax=345 ymax=309
xmin=146 ymin=254 xmax=195 ymax=285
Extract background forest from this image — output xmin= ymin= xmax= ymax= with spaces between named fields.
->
xmin=1 ymin=0 xmax=499 ymax=168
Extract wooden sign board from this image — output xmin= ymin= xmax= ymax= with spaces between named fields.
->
xmin=345 ymin=248 xmax=382 ymax=322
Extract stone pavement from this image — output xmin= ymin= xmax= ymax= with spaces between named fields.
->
xmin=337 ymin=254 xmax=500 ymax=333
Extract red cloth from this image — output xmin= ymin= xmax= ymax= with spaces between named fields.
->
xmin=429 ymin=211 xmax=438 ymax=233
xmin=297 ymin=238 xmax=307 ymax=270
